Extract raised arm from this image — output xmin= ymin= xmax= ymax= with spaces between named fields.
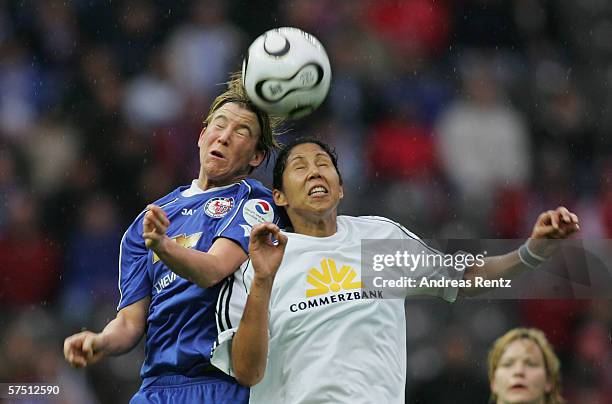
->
xmin=461 ymin=206 xmax=579 ymax=296
xmin=64 ymin=297 xmax=149 ymax=367
xmin=142 ymin=204 xmax=247 ymax=288
xmin=231 ymin=223 xmax=287 ymax=386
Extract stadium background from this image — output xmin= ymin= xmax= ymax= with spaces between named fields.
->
xmin=0 ymin=0 xmax=610 ymax=402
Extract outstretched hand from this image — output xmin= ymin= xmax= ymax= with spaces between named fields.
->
xmin=249 ymin=223 xmax=288 ymax=281
xmin=143 ymin=204 xmax=171 ymax=250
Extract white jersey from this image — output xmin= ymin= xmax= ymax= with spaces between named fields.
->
xmin=212 ymin=216 xmax=463 ymax=404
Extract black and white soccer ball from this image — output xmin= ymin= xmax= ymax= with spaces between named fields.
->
xmin=242 ymin=27 xmax=331 ymax=119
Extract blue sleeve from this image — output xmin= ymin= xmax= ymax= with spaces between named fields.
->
xmin=117 ymin=214 xmax=151 ymax=311
xmin=214 ymin=182 xmax=282 ymax=254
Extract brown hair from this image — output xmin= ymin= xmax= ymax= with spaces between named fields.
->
xmin=488 ymin=328 xmax=565 ymax=404
xmin=203 ymin=73 xmax=283 ymax=171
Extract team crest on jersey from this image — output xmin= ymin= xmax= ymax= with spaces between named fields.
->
xmin=306 ymin=258 xmax=362 ymax=297
xmin=204 ymin=197 xmax=234 ymax=218
xmin=242 ymin=199 xmax=274 ymax=226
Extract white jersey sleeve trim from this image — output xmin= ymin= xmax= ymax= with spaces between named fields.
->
xmin=356 ymin=215 xmax=443 ymax=255
xmin=210 ymin=327 xmax=237 ymax=377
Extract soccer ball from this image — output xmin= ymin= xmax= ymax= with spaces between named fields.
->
xmin=242 ymin=27 xmax=331 ymax=119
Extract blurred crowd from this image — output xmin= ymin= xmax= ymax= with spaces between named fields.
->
xmin=0 ymin=0 xmax=610 ymax=403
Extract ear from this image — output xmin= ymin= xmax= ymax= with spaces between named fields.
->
xmin=273 ymin=189 xmax=288 ymax=207
xmin=249 ymin=149 xmax=265 ymax=169
xmin=544 ymin=380 xmax=552 ymax=394
xmin=339 ymin=185 xmax=344 ymax=200
xmin=198 ymin=127 xmax=207 ymax=148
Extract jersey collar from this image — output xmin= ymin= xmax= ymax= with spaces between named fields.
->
xmin=181 ymin=179 xmax=241 ymax=197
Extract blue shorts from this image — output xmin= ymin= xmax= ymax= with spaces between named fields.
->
xmin=130 ymin=373 xmax=249 ymax=404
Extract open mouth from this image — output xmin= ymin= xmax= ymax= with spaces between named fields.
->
xmin=510 ymin=384 xmax=528 ymax=391
xmin=308 ymin=185 xmax=329 ymax=196
xmin=210 ymin=150 xmax=225 ymax=159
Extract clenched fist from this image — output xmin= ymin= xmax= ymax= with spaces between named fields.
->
xmin=63 ymin=331 xmax=106 ymax=368
xmin=528 ymin=206 xmax=580 ymax=258
xmin=143 ymin=204 xmax=171 ymax=251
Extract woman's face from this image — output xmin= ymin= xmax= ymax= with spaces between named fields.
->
xmin=492 ymin=339 xmax=551 ymax=404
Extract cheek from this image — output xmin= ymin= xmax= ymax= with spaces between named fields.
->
xmin=284 ymin=173 xmax=303 ymax=201
xmin=234 ymin=140 xmax=254 ymax=158
xmin=200 ymin=133 xmax=213 ymax=150
xmin=286 ymin=178 xmax=301 ymax=198
xmin=328 ymin=170 xmax=342 ymax=188
xmin=243 ymin=141 xmax=258 ymax=156
xmin=530 ymin=369 xmax=549 ymax=389
xmin=492 ymin=369 xmax=508 ymax=393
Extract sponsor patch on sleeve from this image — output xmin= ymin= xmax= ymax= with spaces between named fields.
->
xmin=242 ymin=199 xmax=275 ymax=226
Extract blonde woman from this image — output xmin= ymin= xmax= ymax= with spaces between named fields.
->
xmin=488 ymin=328 xmax=565 ymax=404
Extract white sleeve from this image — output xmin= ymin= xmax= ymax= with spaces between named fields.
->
xmin=397 ymin=226 xmax=465 ymax=303
xmin=408 ymin=253 xmax=464 ymax=303
xmin=211 ymin=259 xmax=253 ymax=375
xmin=211 ymin=327 xmax=238 ymax=376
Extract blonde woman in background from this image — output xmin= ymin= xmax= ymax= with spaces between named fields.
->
xmin=488 ymin=328 xmax=565 ymax=404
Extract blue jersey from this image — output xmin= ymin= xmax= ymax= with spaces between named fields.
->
xmin=117 ymin=179 xmax=281 ymax=379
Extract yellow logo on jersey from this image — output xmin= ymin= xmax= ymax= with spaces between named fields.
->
xmin=306 ymin=258 xmax=362 ymax=297
xmin=153 ymin=232 xmax=202 ymax=263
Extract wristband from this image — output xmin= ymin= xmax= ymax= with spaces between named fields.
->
xmin=518 ymin=242 xmax=547 ymax=269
